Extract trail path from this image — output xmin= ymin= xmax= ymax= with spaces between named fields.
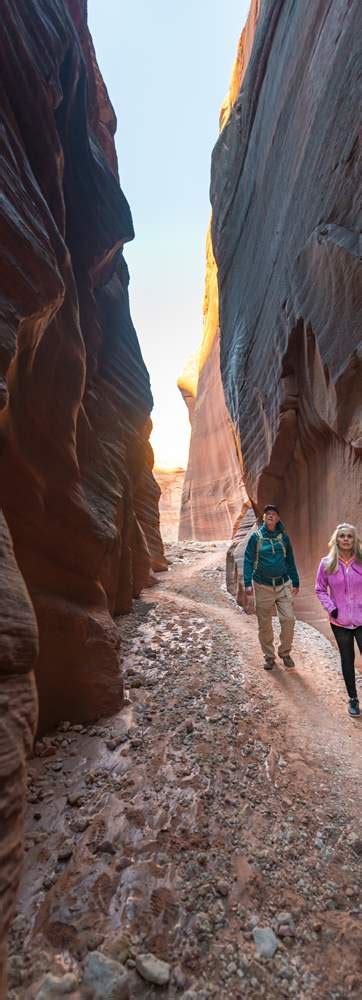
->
xmin=7 ymin=543 xmax=362 ymax=1000
xmin=160 ymin=545 xmax=362 ymax=801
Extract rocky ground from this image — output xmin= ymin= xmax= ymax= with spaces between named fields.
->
xmin=6 ymin=543 xmax=362 ymax=999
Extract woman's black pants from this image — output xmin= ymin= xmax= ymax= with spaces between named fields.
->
xmin=330 ymin=624 xmax=362 ymax=699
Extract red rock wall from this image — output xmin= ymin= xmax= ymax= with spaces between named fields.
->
xmin=0 ymin=514 xmax=38 ymax=995
xmin=0 ymin=0 xmax=164 ymax=732
xmin=179 ymin=326 xmax=248 ymax=540
xmin=155 ymin=468 xmax=185 ymax=543
xmin=211 ymin=0 xmax=361 ymax=617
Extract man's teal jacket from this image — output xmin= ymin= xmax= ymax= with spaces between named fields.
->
xmin=243 ymin=521 xmax=299 ymax=589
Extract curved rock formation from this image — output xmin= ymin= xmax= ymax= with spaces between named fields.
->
xmin=0 ymin=514 xmax=38 ymax=995
xmin=134 ymin=422 xmax=169 ymax=574
xmin=0 ymin=0 xmax=164 ymax=732
xmin=178 ymin=5 xmax=260 ymax=541
xmin=211 ymin=0 xmax=361 ymax=617
xmin=178 ymin=229 xmax=249 ymax=541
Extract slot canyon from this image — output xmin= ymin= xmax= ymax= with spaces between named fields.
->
xmin=0 ymin=2 xmax=361 ymax=999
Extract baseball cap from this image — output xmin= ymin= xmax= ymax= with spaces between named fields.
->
xmin=263 ymin=504 xmax=279 ymax=514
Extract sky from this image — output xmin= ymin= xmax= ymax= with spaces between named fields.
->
xmin=88 ymin=0 xmax=250 ymax=469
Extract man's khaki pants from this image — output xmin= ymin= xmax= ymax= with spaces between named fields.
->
xmin=253 ymin=581 xmax=295 ymax=659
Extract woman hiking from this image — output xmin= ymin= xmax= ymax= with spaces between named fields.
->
xmin=243 ymin=505 xmax=300 ymax=670
xmin=315 ymin=523 xmax=362 ymax=718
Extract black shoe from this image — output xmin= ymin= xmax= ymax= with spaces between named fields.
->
xmin=281 ymin=654 xmax=295 ymax=668
xmin=264 ymin=657 xmax=275 ymax=670
xmin=348 ymin=698 xmax=360 ymax=717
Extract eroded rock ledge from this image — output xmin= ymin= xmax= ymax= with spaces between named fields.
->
xmin=0 ymin=0 xmax=164 ymax=733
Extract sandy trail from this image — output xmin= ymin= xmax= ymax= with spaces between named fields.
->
xmin=6 ymin=542 xmax=362 ymax=1000
xmin=158 ymin=545 xmax=362 ymax=803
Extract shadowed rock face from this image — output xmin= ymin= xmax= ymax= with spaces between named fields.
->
xmin=210 ymin=0 xmax=361 ymax=611
xmin=0 ymin=0 xmax=164 ymax=732
xmin=0 ymin=514 xmax=38 ymax=995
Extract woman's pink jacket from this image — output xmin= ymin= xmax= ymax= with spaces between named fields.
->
xmin=315 ymin=558 xmax=362 ymax=628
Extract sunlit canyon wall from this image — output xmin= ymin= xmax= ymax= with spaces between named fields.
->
xmin=178 ymin=2 xmax=259 ymax=541
xmin=182 ymin=0 xmax=362 ymax=627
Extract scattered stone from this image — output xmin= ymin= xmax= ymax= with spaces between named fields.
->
xmin=85 ymin=931 xmax=105 ymax=951
xmin=107 ymin=737 xmax=122 ymax=751
xmin=94 ymin=839 xmax=116 ymax=855
xmin=136 ymin=952 xmax=171 ymax=986
xmin=42 ymin=874 xmax=55 ymax=890
xmin=67 ymin=789 xmax=83 ymax=807
xmin=275 ymin=912 xmax=296 ymax=937
xmin=349 ymin=836 xmax=362 ymax=857
xmin=192 ymin=912 xmax=212 ymax=937
xmin=215 ymin=879 xmax=229 ymax=897
xmin=253 ymin=926 xmax=279 ymax=958
xmin=35 ymin=973 xmax=79 ymax=998
xmin=83 ymin=951 xmax=129 ymax=999
xmin=70 ymin=815 xmax=90 ymax=833
xmin=57 ymin=839 xmax=73 ymax=861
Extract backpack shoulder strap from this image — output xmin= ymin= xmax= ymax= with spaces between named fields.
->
xmin=253 ymin=528 xmax=264 ymax=571
xmin=276 ymin=530 xmax=287 ymax=558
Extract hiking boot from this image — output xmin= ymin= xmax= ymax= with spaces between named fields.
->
xmin=281 ymin=654 xmax=295 ymax=668
xmin=264 ymin=657 xmax=275 ymax=670
xmin=348 ymin=698 xmax=360 ymax=718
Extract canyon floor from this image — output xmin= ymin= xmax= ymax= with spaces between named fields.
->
xmin=8 ymin=543 xmax=362 ymax=1000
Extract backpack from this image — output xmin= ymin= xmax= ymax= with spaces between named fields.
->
xmin=253 ymin=528 xmax=287 ymax=571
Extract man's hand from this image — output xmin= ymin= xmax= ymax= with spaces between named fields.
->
xmin=292 ymin=587 xmax=299 ymax=596
xmin=244 ymin=586 xmax=255 ymax=615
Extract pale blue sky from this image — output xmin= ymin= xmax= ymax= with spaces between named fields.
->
xmin=88 ymin=0 xmax=250 ymax=467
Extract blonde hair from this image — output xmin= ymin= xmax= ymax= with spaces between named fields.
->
xmin=324 ymin=523 xmax=362 ymax=573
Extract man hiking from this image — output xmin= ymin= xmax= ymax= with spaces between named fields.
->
xmin=243 ymin=505 xmax=300 ymax=670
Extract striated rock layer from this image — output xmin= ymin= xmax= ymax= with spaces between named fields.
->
xmin=208 ymin=0 xmax=361 ymax=618
xmin=0 ymin=515 xmax=38 ymax=995
xmin=212 ymin=0 xmax=361 ymax=610
xmin=178 ymin=230 xmax=249 ymax=541
xmin=178 ymin=5 xmax=259 ymax=541
xmin=0 ymin=0 xmax=164 ymax=733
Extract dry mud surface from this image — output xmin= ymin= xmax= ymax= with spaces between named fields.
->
xmin=7 ymin=543 xmax=362 ymax=999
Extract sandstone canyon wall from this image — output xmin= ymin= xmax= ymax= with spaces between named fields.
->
xmin=155 ymin=468 xmax=185 ymax=542
xmin=184 ymin=0 xmax=361 ymax=621
xmin=0 ymin=519 xmax=38 ymax=997
xmin=210 ymin=0 xmax=361 ymax=618
xmin=178 ymin=230 xmax=249 ymax=541
xmin=178 ymin=3 xmax=260 ymax=541
xmin=0 ymin=0 xmax=165 ymax=735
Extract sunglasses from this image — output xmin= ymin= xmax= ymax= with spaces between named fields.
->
xmin=338 ymin=533 xmax=353 ymax=539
